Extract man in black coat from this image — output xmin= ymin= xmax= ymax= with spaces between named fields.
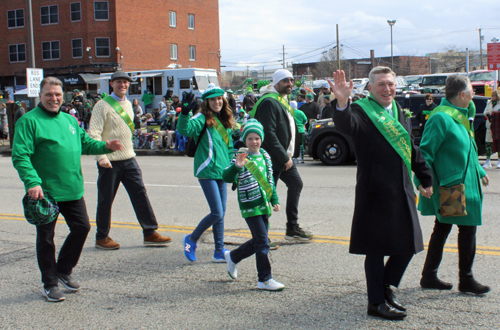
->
xmin=331 ymin=67 xmax=433 ymax=320
xmin=253 ymin=69 xmax=313 ymax=241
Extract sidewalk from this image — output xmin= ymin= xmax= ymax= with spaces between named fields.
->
xmin=0 ymin=140 xmax=187 ymax=157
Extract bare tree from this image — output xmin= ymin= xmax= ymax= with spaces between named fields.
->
xmin=435 ymin=45 xmax=467 ymax=73
xmin=315 ymin=47 xmax=344 ymax=79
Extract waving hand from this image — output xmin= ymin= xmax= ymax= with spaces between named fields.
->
xmin=328 ymin=70 xmax=354 ymax=109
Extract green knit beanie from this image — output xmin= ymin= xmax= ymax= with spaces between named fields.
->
xmin=242 ymin=119 xmax=264 ymax=144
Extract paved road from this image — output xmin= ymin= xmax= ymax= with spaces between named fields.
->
xmin=1 ymin=155 xmax=499 ymax=329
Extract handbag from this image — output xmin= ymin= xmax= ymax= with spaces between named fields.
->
xmin=186 ymin=123 xmax=207 ymax=157
xmin=436 ymin=139 xmax=471 ymax=217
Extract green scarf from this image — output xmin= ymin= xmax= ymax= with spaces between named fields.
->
xmin=357 ymin=96 xmax=412 ymax=178
xmin=249 ymin=93 xmax=294 ymax=118
xmin=103 ymin=96 xmax=134 ymax=140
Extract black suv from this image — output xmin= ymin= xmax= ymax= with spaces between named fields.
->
xmin=306 ymin=94 xmax=490 ymax=165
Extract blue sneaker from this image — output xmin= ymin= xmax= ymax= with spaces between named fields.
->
xmin=212 ymin=248 xmax=228 ymax=263
xmin=183 ymin=234 xmax=197 ymax=262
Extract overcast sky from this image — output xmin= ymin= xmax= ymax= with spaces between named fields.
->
xmin=219 ymin=0 xmax=500 ymax=71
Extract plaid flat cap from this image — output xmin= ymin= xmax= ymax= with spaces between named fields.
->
xmin=22 ymin=191 xmax=59 ymax=226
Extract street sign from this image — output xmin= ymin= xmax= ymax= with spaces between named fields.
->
xmin=26 ymin=68 xmax=44 ymax=97
xmin=487 ymin=43 xmax=500 ymax=70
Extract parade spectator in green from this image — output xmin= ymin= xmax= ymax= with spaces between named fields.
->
xmin=291 ymin=100 xmax=307 ymax=163
xmin=141 ymin=90 xmax=155 ymax=114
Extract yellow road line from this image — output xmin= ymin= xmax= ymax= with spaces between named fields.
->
xmin=2 ymin=214 xmax=499 ymax=255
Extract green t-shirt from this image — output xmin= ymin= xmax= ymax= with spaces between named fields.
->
xmin=294 ymin=109 xmax=307 ymax=134
xmin=141 ymin=92 xmax=155 ymax=106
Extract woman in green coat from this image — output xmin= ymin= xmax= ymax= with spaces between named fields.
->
xmin=415 ymin=75 xmax=490 ymax=295
xmin=177 ymin=85 xmax=234 ymax=263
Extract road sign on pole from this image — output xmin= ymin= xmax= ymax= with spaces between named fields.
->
xmin=26 ymin=68 xmax=43 ymax=97
xmin=487 ymin=43 xmax=500 ymax=70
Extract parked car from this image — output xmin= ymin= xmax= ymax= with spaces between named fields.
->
xmin=306 ymin=94 xmax=490 ymax=165
xmin=418 ymin=73 xmax=467 ymax=94
xmin=468 ymin=70 xmax=499 ymax=96
xmin=404 ymin=75 xmax=423 ymax=85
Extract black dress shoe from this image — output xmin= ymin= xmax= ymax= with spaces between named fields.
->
xmin=420 ymin=276 xmax=453 ymax=290
xmin=459 ymin=277 xmax=490 ymax=295
xmin=385 ymin=287 xmax=406 ymax=311
xmin=367 ymin=302 xmax=406 ymax=320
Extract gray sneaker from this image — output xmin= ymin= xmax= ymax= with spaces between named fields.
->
xmin=58 ymin=274 xmax=80 ymax=292
xmin=42 ymin=286 xmax=66 ymax=302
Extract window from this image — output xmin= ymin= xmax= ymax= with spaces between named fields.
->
xmin=42 ymin=41 xmax=60 ymax=60
xmin=71 ymin=3 xmax=81 ymax=22
xmin=129 ymin=83 xmax=141 ymax=95
xmin=95 ymin=38 xmax=110 ymax=57
xmin=188 ymin=14 xmax=194 ymax=30
xmin=9 ymin=44 xmax=26 ymax=63
xmin=146 ymin=76 xmax=163 ymax=95
xmin=170 ymin=44 xmax=177 ymax=60
xmin=169 ymin=11 xmax=176 ymax=27
xmin=72 ymin=39 xmax=83 ymax=58
xmin=94 ymin=1 xmax=109 ymax=20
xmin=189 ymin=46 xmax=196 ymax=61
xmin=8 ymin=9 xmax=24 ymax=28
xmin=41 ymin=5 xmax=59 ymax=25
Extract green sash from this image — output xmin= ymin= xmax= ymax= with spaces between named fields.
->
xmin=214 ymin=117 xmax=230 ymax=148
xmin=249 ymin=93 xmax=294 ymax=118
xmin=429 ymin=105 xmax=473 ymax=137
xmin=244 ymin=160 xmax=273 ymax=202
xmin=358 ymin=97 xmax=412 ymax=178
xmin=103 ymin=96 xmax=135 ymax=140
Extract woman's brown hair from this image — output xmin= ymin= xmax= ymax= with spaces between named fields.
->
xmin=425 ymin=93 xmax=433 ymax=101
xmin=199 ymin=97 xmax=235 ymax=129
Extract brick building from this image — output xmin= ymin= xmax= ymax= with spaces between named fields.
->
xmin=1 ymin=0 xmax=220 ymax=97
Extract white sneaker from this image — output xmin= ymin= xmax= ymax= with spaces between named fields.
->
xmin=257 ymin=278 xmax=285 ymax=291
xmin=497 ymin=162 xmax=500 ymax=169
xmin=224 ymin=250 xmax=237 ymax=279
xmin=483 ymin=160 xmax=491 ymax=168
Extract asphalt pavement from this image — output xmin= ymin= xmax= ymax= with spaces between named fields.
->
xmin=0 ymin=155 xmax=499 ymax=329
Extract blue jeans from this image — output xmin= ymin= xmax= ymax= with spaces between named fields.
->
xmin=190 ymin=179 xmax=226 ymax=252
xmin=230 ymin=214 xmax=272 ymax=282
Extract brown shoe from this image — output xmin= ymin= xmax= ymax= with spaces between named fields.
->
xmin=144 ymin=232 xmax=172 ymax=246
xmin=96 ymin=237 xmax=120 ymax=250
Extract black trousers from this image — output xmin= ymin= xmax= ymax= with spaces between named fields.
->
xmin=95 ymin=158 xmax=158 ymax=240
xmin=36 ymin=197 xmax=91 ymax=289
xmin=364 ymin=254 xmax=413 ymax=304
xmin=422 ymin=217 xmax=476 ymax=278
xmin=273 ymin=164 xmax=303 ymax=228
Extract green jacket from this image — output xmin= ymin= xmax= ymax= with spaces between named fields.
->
xmin=415 ymin=99 xmax=486 ymax=226
xmin=141 ymin=93 xmax=155 ymax=106
xmin=177 ymin=112 xmax=233 ymax=179
xmin=12 ymin=105 xmax=111 ymax=202
xmin=294 ymin=109 xmax=307 ymax=134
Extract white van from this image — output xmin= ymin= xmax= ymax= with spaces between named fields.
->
xmin=98 ymin=68 xmax=220 ymax=109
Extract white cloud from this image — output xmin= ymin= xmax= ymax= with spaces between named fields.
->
xmin=219 ymin=0 xmax=500 ymax=71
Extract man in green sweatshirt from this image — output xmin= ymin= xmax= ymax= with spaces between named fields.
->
xmin=12 ymin=77 xmax=123 ymax=303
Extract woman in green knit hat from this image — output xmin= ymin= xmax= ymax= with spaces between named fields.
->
xmin=178 ymin=84 xmax=235 ymax=263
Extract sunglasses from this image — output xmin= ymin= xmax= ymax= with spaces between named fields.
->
xmin=426 ymin=98 xmax=433 ymax=100
xmin=281 ymin=78 xmax=295 ymax=83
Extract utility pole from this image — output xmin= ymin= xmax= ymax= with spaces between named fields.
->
xmin=387 ymin=20 xmax=396 ymax=71
xmin=27 ymin=0 xmax=35 ymax=68
xmin=246 ymin=66 xmax=249 ymax=77
xmin=479 ymin=28 xmax=483 ymax=69
xmin=280 ymin=45 xmax=287 ymax=69
xmin=336 ymin=24 xmax=340 ymax=71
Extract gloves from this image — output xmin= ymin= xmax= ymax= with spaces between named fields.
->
xmin=180 ymin=92 xmax=196 ymax=115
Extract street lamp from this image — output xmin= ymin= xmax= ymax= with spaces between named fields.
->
xmin=387 ymin=20 xmax=396 ymax=70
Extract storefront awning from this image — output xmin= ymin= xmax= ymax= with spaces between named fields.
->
xmin=61 ymin=73 xmax=100 ymax=85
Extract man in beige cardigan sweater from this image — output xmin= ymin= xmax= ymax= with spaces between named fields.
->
xmin=89 ymin=71 xmax=171 ymax=250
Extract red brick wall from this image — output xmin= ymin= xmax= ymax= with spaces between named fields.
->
xmin=0 ymin=0 xmax=118 ymax=77
xmin=115 ymin=0 xmax=220 ymax=71
xmin=1 ymin=0 xmax=220 ymax=78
